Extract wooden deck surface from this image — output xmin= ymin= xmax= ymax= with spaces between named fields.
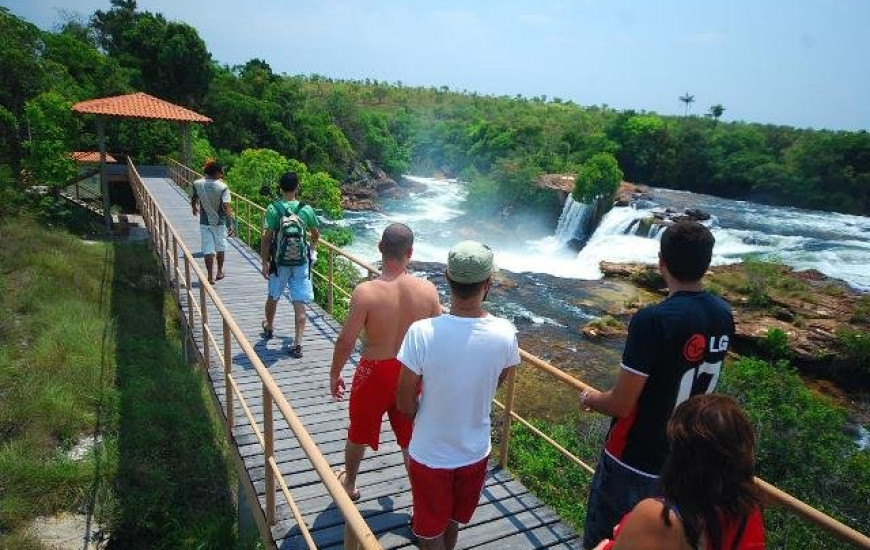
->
xmin=140 ymin=173 xmax=582 ymax=550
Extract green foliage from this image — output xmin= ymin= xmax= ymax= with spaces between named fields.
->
xmin=0 ymin=218 xmax=246 ymax=547
xmin=851 ymin=295 xmax=870 ymax=324
xmin=92 ymin=3 xmax=212 ymax=107
xmin=22 ymin=92 xmax=78 ymax=186
xmin=225 ymin=148 xmax=293 ymax=208
xmin=835 ymin=328 xmax=870 ymax=374
xmin=311 ymin=251 xmax=362 ymax=323
xmin=225 ymin=148 xmax=343 ymax=219
xmin=761 ymin=327 xmax=790 ymax=360
xmin=742 ymin=257 xmax=779 ymax=306
xmin=572 ymin=152 xmax=623 ymax=203
xmin=300 ymin=170 xmax=343 ymax=219
xmin=506 ymin=419 xmax=607 ymax=530
xmin=720 ymin=357 xmax=870 ymax=548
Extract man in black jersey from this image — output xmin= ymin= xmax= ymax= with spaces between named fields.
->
xmin=580 ymin=221 xmax=734 ymax=550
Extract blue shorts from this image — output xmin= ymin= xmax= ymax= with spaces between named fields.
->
xmin=582 ymin=451 xmax=661 ymax=549
xmin=267 ymin=265 xmax=314 ymax=303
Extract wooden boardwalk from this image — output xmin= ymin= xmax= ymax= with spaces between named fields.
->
xmin=140 ymin=172 xmax=582 ymax=550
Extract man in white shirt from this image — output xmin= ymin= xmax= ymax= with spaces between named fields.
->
xmin=191 ymin=160 xmax=233 ymax=284
xmin=397 ymin=240 xmax=521 ymax=550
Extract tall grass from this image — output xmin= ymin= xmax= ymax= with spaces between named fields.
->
xmin=0 ymin=217 xmax=249 ymax=549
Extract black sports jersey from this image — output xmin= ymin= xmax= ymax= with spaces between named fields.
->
xmin=604 ymin=290 xmax=734 ymax=476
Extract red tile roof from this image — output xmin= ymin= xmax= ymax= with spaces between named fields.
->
xmin=72 ymin=92 xmax=212 ymax=123
xmin=71 ymin=151 xmax=117 ymax=163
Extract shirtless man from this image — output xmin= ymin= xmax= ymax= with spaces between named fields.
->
xmin=330 ymin=223 xmax=442 ymax=500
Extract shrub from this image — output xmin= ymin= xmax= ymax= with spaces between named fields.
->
xmin=742 ymin=257 xmax=780 ymax=307
xmin=720 ymin=357 xmax=869 ymax=548
xmin=835 ymin=328 xmax=870 ymax=375
xmin=852 ymin=295 xmax=870 ymax=324
xmin=761 ymin=327 xmax=790 ymax=360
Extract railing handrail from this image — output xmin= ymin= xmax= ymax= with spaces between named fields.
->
xmin=130 ymin=158 xmax=382 ymax=550
xmin=162 ymin=158 xmax=870 ymax=550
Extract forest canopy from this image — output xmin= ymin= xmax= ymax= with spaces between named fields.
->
xmin=1 ymin=1 xmax=869 ymax=218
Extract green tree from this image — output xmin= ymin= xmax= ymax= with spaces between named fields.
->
xmin=93 ymin=3 xmax=212 ymax=107
xmin=572 ymin=152 xmax=623 ymax=202
xmin=679 ymin=92 xmax=695 ymax=116
xmin=22 ymin=92 xmax=78 ymax=187
xmin=225 ymin=148 xmax=343 ymax=218
xmin=224 ymin=148 xmax=292 ymax=208
xmin=708 ymin=103 xmax=725 ymax=123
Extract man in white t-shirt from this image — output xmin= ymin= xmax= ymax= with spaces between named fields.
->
xmin=397 ymin=240 xmax=520 ymax=550
xmin=191 ymin=160 xmax=233 ymax=284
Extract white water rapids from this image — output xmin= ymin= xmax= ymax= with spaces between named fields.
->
xmin=338 ymin=176 xmax=870 ymax=290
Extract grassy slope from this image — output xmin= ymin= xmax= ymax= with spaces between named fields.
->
xmin=0 ymin=218 xmax=247 ymax=549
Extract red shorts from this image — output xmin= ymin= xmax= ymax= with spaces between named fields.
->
xmin=408 ymin=456 xmax=489 ymax=539
xmin=348 ymin=357 xmax=413 ymax=450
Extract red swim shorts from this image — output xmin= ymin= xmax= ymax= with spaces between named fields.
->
xmin=348 ymin=357 xmax=413 ymax=450
xmin=408 ymin=456 xmax=489 ymax=539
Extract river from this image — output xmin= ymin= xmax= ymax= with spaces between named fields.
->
xmin=335 ymin=176 xmax=870 ymax=420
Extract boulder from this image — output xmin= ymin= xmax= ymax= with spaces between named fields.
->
xmin=342 ymin=197 xmax=381 ymax=211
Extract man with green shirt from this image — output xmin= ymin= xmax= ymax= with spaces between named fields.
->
xmin=260 ymin=172 xmax=320 ymax=358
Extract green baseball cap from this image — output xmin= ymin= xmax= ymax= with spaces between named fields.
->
xmin=447 ymin=241 xmax=495 ymax=284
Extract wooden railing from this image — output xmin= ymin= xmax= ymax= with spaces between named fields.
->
xmin=130 ymin=158 xmax=382 ymax=550
xmin=162 ymin=159 xmax=870 ymax=550
xmin=59 ymin=169 xmax=103 ymax=214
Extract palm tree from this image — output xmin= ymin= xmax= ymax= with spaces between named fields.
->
xmin=708 ymin=104 xmax=725 ymax=123
xmin=679 ymin=93 xmax=695 ymax=116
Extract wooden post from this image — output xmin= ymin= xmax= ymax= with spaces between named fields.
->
xmin=185 ymin=257 xmax=194 ymax=336
xmin=162 ymin=219 xmax=169 ymax=271
xmin=224 ymin=319 xmax=234 ymax=431
xmin=328 ymin=248 xmax=335 ymax=314
xmin=246 ymin=201 xmax=252 ymax=245
xmin=200 ymin=284 xmax=210 ymax=369
xmin=498 ymin=367 xmax=518 ymax=468
xmin=97 ymin=117 xmax=111 ymax=229
xmin=263 ymin=384 xmax=275 ymax=525
xmin=344 ymin=524 xmax=362 ymax=550
xmin=173 ymin=237 xmax=180 ymax=303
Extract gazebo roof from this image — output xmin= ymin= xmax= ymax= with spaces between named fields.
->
xmin=71 ymin=151 xmax=117 ymax=163
xmin=72 ymin=92 xmax=212 ymax=123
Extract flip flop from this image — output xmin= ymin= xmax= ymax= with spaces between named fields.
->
xmin=215 ymin=273 xmax=225 ymax=281
xmin=261 ymin=321 xmax=273 ymax=340
xmin=335 ymin=469 xmax=361 ymax=502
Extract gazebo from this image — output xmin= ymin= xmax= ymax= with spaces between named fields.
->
xmin=71 ymin=92 xmax=212 ymax=226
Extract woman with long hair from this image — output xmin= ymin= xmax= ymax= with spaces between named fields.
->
xmin=594 ymin=394 xmax=765 ymax=550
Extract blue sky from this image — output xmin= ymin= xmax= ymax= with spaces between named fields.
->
xmin=6 ymin=0 xmax=869 ymax=130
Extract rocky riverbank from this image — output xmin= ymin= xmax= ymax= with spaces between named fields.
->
xmin=341 ymin=160 xmax=428 ymax=211
xmin=594 ymin=261 xmax=870 ymax=389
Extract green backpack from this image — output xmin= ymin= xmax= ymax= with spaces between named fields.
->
xmin=272 ymin=201 xmax=308 ymax=267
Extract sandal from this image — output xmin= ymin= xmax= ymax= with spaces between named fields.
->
xmin=261 ymin=321 xmax=273 ymax=340
xmin=335 ymin=469 xmax=361 ymax=501
xmin=288 ymin=344 xmax=303 ymax=358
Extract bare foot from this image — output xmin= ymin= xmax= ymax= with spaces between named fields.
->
xmin=216 ymin=272 xmax=225 ymax=281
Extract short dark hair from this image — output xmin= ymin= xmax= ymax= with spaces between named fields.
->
xmin=446 ymin=273 xmax=488 ymax=300
xmin=279 ymin=172 xmax=299 ymax=192
xmin=660 ymin=221 xmax=714 ymax=282
xmin=378 ymin=223 xmax=414 ymax=260
xmin=203 ymin=160 xmax=223 ymax=177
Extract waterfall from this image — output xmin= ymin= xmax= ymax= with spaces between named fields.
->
xmin=554 ymin=195 xmax=592 ymax=244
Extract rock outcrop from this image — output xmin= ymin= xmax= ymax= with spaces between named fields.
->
xmin=598 ymin=260 xmax=870 ymax=387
